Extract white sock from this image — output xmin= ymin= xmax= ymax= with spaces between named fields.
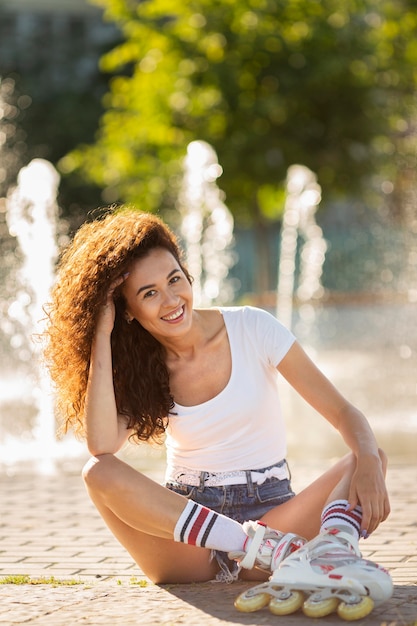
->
xmin=173 ymin=500 xmax=247 ymax=551
xmin=320 ymin=499 xmax=362 ymax=540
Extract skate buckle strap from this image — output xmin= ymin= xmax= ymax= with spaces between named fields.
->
xmin=271 ymin=532 xmax=306 ymax=569
xmin=239 ymin=523 xmax=267 ymax=570
xmin=315 ymin=529 xmax=361 ymax=557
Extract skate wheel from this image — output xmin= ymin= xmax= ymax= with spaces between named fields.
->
xmin=269 ymin=590 xmax=304 ymax=615
xmin=337 ymin=596 xmax=374 ymax=621
xmin=303 ymin=596 xmax=339 ymax=618
xmin=234 ymin=589 xmax=271 ymax=613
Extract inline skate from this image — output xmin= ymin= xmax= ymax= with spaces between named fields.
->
xmin=229 ymin=520 xmax=306 ymax=572
xmin=234 ymin=527 xmax=393 ymax=621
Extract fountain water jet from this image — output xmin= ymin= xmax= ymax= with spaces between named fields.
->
xmin=276 ymin=164 xmax=327 ymax=333
xmin=275 ymin=166 xmax=416 ymax=461
xmin=1 ymin=159 xmax=83 ymax=473
xmin=179 ymin=140 xmax=236 ymax=306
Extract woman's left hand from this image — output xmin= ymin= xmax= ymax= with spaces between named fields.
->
xmin=347 ymin=450 xmax=390 ymax=537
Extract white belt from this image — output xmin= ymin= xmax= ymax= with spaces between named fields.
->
xmin=165 ymin=461 xmax=290 ymax=487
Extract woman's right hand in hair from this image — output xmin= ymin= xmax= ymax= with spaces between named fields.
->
xmin=95 ymin=273 xmax=129 ymax=336
xmin=87 ymin=271 xmax=131 ymax=456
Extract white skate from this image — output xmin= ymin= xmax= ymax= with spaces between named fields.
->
xmin=229 ymin=520 xmax=306 ymax=572
xmin=234 ymin=527 xmax=393 ymax=621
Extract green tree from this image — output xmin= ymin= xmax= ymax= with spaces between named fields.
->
xmin=61 ymin=0 xmax=417 ymax=287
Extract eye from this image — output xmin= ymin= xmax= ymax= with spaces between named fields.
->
xmin=143 ymin=289 xmax=156 ymax=299
xmin=169 ymin=275 xmax=181 ymax=284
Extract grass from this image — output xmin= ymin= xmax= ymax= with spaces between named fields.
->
xmin=0 ymin=574 xmax=84 ymax=586
xmin=0 ymin=574 xmax=148 ymax=587
xmin=129 ymin=576 xmax=148 ymax=587
xmin=116 ymin=576 xmax=148 ymax=587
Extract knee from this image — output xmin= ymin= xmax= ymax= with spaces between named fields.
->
xmin=342 ymin=448 xmax=387 ymax=476
xmin=340 ymin=452 xmax=357 ymax=475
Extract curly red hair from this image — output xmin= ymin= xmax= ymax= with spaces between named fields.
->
xmin=43 ymin=206 xmax=191 ymax=442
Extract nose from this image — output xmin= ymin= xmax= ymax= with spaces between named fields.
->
xmin=161 ymin=287 xmax=179 ymax=308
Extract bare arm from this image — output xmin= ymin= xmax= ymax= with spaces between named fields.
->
xmin=277 ymin=341 xmax=390 ymax=532
xmin=85 ymin=276 xmax=132 ymax=456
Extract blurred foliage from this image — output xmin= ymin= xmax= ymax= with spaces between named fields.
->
xmin=60 ymin=0 xmax=417 ymax=225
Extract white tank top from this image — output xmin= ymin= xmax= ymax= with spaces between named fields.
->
xmin=165 ymin=306 xmax=295 ymax=472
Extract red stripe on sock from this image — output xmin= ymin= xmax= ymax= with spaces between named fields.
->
xmin=322 ymin=506 xmax=347 ymax=518
xmin=322 ymin=506 xmax=362 ymax=524
xmin=188 ymin=508 xmax=211 ymax=546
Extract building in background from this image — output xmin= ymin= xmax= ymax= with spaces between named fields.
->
xmin=0 ymin=0 xmax=118 ymax=96
xmin=0 ymin=0 xmax=120 ymax=213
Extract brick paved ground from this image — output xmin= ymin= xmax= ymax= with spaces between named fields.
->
xmin=0 ymin=456 xmax=416 ymax=625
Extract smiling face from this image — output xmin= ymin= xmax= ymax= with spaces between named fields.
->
xmin=122 ymin=247 xmax=193 ymax=341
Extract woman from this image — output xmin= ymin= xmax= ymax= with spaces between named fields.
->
xmin=44 ymin=206 xmax=390 ymax=587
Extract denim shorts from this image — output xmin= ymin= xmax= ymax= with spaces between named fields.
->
xmin=165 ymin=460 xmax=295 ymax=582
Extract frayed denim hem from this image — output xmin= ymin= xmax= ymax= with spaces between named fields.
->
xmin=209 ymin=549 xmax=240 ymax=583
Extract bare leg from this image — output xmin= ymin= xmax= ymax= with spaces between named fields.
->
xmin=234 ymin=455 xmax=357 ymax=583
xmin=83 ymin=454 xmax=188 ymax=537
xmin=260 ymin=453 xmax=356 ymax=540
xmin=82 ymin=454 xmax=219 ymax=583
xmin=260 ymin=450 xmax=387 ymax=540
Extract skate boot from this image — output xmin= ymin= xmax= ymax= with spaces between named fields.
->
xmin=228 ymin=520 xmax=306 ymax=573
xmin=234 ymin=527 xmax=393 ymax=621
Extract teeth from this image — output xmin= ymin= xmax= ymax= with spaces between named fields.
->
xmin=163 ymin=307 xmax=183 ymax=321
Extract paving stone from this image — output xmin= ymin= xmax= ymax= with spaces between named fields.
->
xmin=0 ymin=462 xmax=416 ymax=625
